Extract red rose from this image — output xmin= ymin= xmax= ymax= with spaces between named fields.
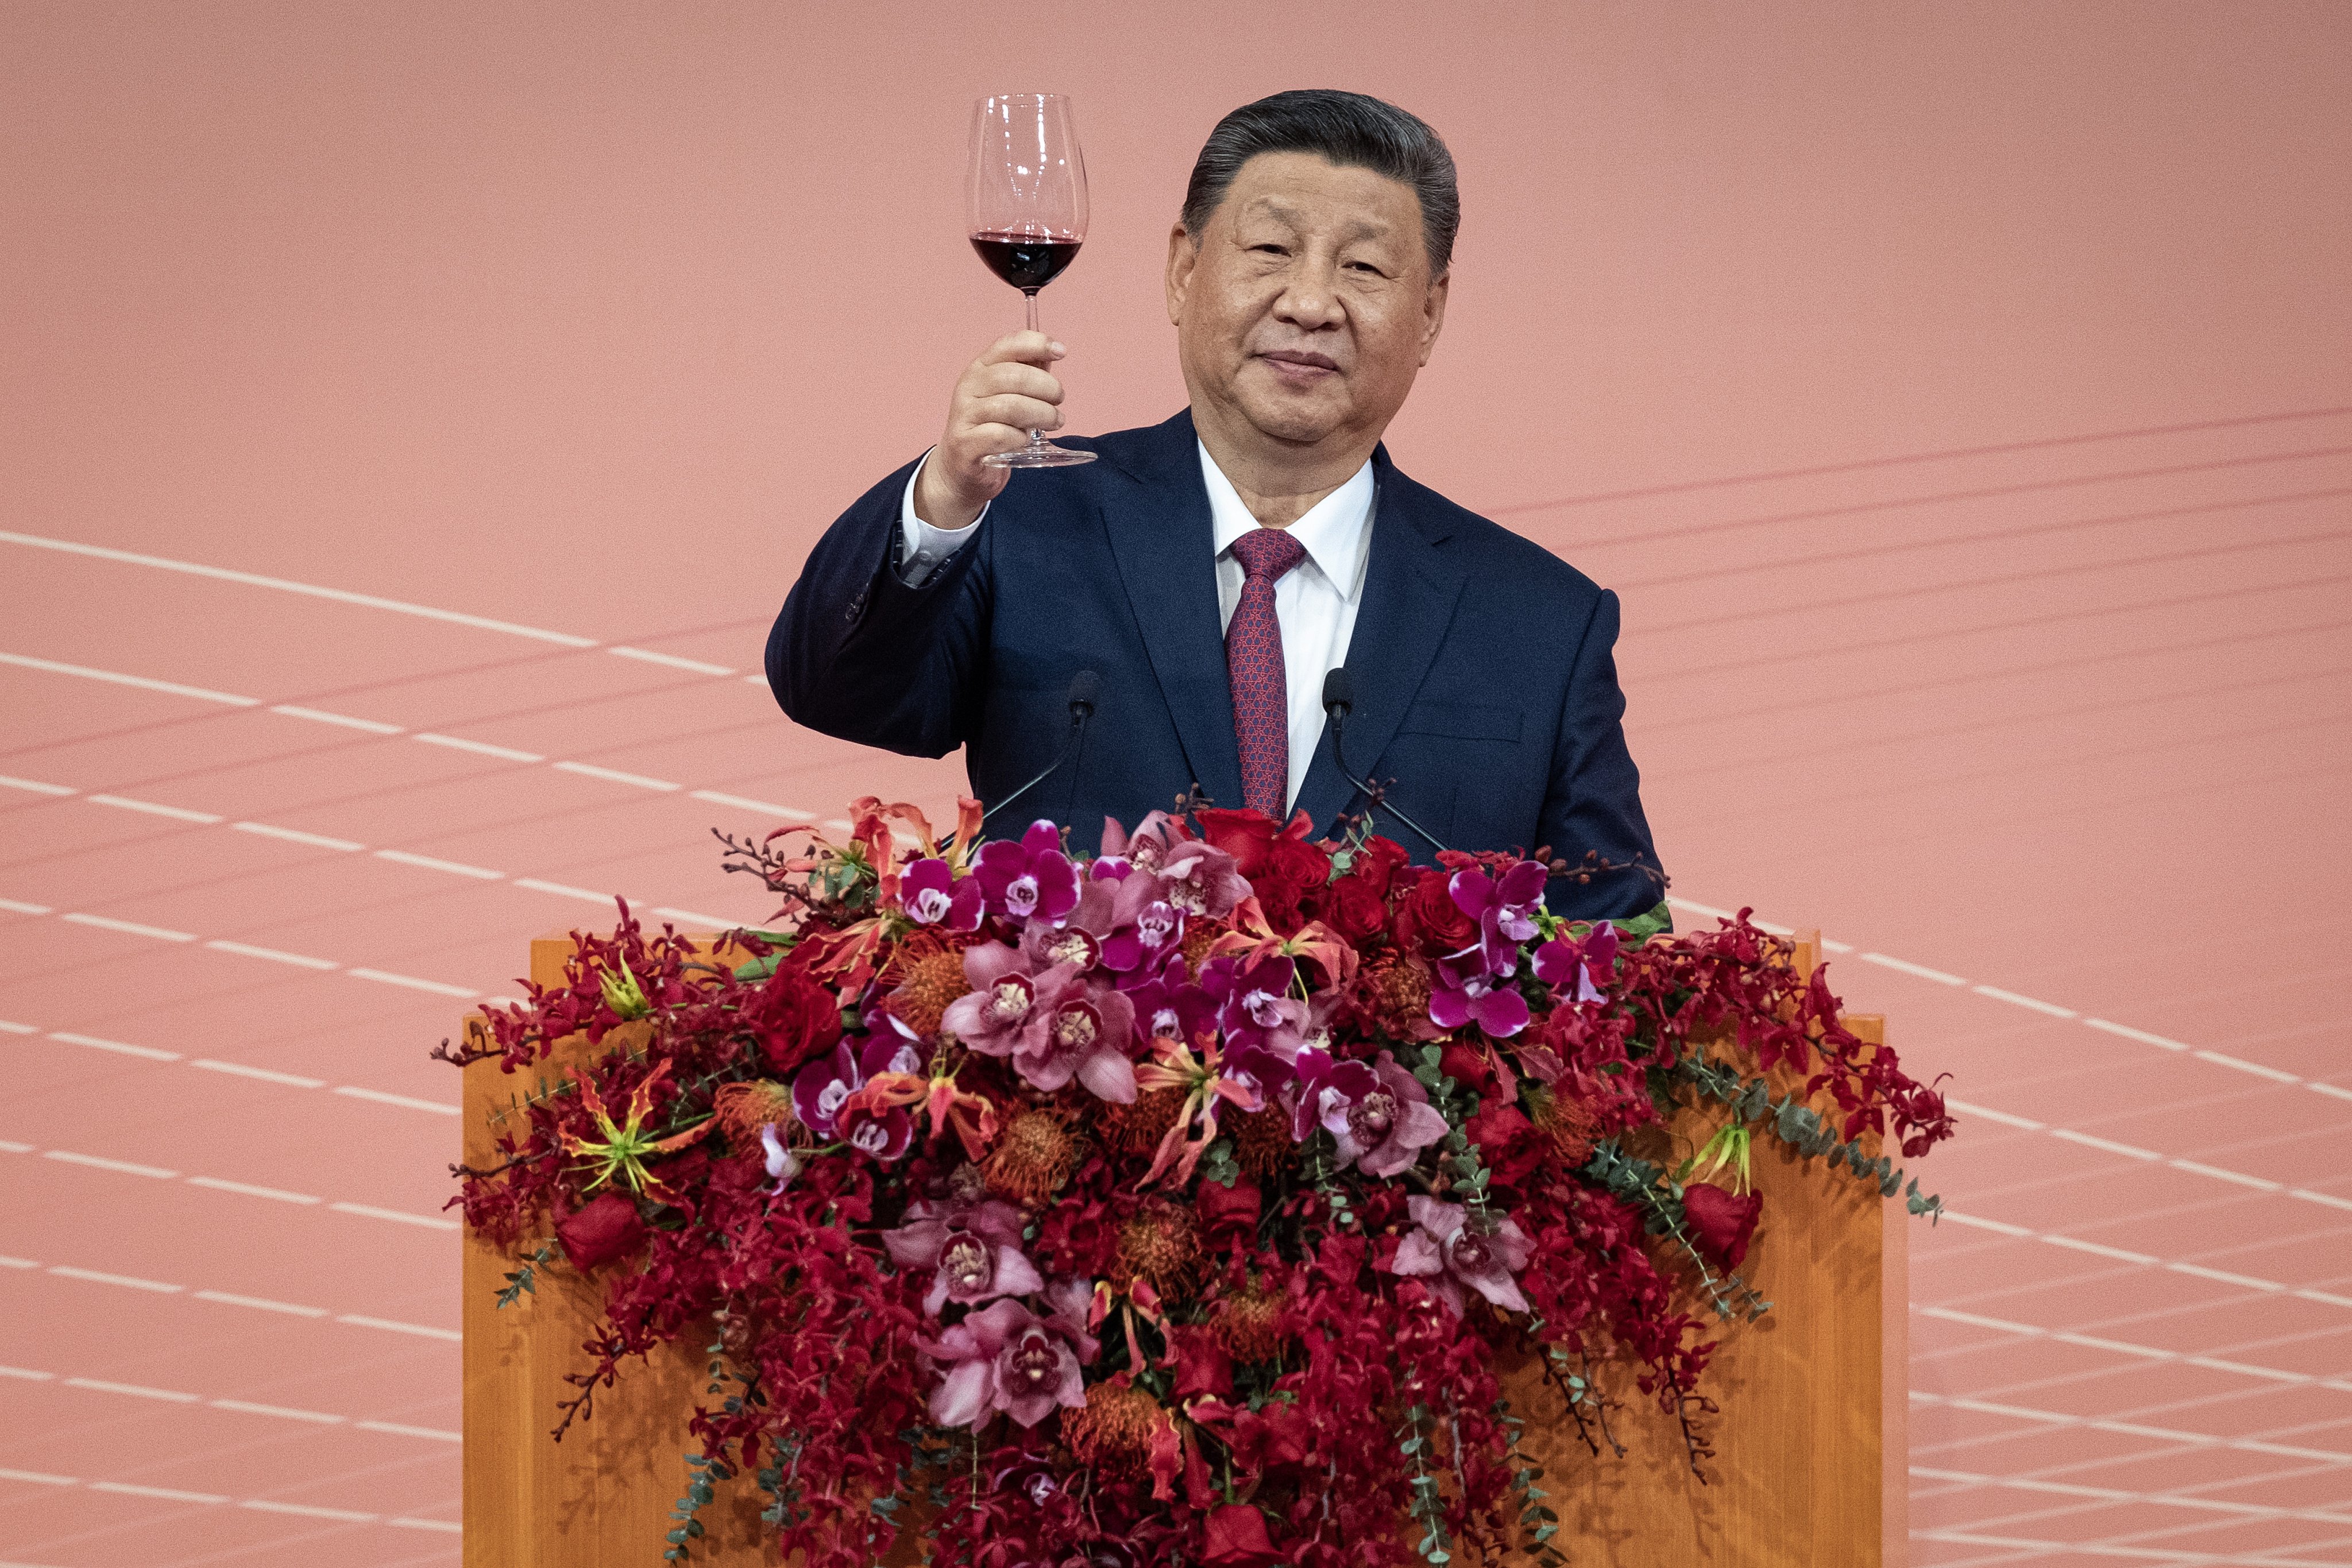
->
xmin=1353 ymin=835 xmax=1412 ymax=893
xmin=747 ymin=960 xmax=843 ymax=1077
xmin=1399 ymin=870 xmax=1477 ymax=956
xmin=1321 ymin=870 xmax=1390 ymax=942
xmin=1681 ymin=1182 xmax=1763 ymax=1270
xmin=1465 ymin=1100 xmax=1544 ymax=1188
xmin=1195 ymin=1177 xmax=1261 ymax=1243
xmin=1439 ymin=1041 xmax=1500 ymax=1096
xmin=555 ymin=1191 xmax=646 ymax=1273
xmin=1202 ymin=1503 xmax=1279 ymax=1566
xmin=1194 ymin=808 xmax=1281 ymax=877
xmin=1172 ymin=1326 xmax=1234 ymax=1400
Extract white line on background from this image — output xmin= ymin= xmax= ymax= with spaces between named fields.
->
xmin=1908 ymin=1467 xmax=2352 ymax=1528
xmin=0 ymin=527 xmax=598 ymax=647
xmin=1 ymin=899 xmax=489 ymax=999
xmin=608 ymin=646 xmax=736 ymax=676
xmin=0 ymin=1457 xmax=461 ymax=1532
xmin=0 ymin=649 xmax=258 ymax=706
xmin=85 ymin=794 xmax=222 ymax=824
xmin=3 ymin=1362 xmax=459 ymax=1440
xmin=4 ymin=1140 xmax=453 ymax=1231
xmin=373 ymin=848 xmax=503 ymax=880
xmin=1914 ymin=1304 xmax=2350 ymax=1392
xmin=411 ymin=731 xmax=544 ymax=763
xmin=552 ymin=759 xmax=681 ymax=791
xmin=1935 ymin=1208 xmax=2351 ymax=1307
xmin=1907 ymin=1389 xmax=2351 ymax=1465
xmin=23 ymin=1252 xmax=459 ymax=1339
xmin=231 ymin=821 xmax=367 ymax=852
xmin=268 ymin=704 xmax=403 ymax=734
xmin=16 ymin=1022 xmax=457 ymax=1114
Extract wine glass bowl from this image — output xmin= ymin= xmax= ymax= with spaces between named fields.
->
xmin=970 ymin=93 xmax=1096 ymax=469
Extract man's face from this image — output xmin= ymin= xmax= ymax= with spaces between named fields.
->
xmin=1167 ymin=152 xmax=1449 ymax=454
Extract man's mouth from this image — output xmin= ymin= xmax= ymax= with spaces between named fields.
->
xmin=1257 ymin=349 xmax=1341 ymax=381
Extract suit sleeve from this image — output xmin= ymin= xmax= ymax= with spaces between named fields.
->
xmin=766 ymin=455 xmax=993 ymax=759
xmin=1539 ymin=588 xmax=1669 ymax=921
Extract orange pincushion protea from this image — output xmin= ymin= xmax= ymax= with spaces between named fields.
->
xmin=1115 ymin=1200 xmax=1200 ymax=1298
xmin=1208 ymin=1285 xmax=1288 ymax=1363
xmin=711 ymin=1079 xmax=795 ymax=1146
xmin=1101 ymin=1086 xmax=1188 ymax=1158
xmin=980 ymin=1103 xmax=1083 ymax=1207
xmin=1362 ymin=951 xmax=1434 ymax=1040
xmin=1528 ymin=1083 xmax=1602 ymax=1166
xmin=1225 ymin=1105 xmax=1296 ymax=1179
xmin=883 ymin=932 xmax=973 ymax=1038
xmin=1062 ymin=1379 xmax=1165 ymax=1479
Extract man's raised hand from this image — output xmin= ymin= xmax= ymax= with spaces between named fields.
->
xmin=913 ymin=331 xmax=1066 ymax=530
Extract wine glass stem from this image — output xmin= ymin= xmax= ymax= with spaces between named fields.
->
xmin=1024 ymin=289 xmax=1044 ymax=450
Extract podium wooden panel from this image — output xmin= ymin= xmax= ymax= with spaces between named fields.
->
xmin=464 ymin=930 xmax=1906 ymax=1566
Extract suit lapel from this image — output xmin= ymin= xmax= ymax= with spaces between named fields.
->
xmin=1099 ymin=410 xmax=1248 ymax=810
xmin=1294 ymin=450 xmax=1466 ymax=836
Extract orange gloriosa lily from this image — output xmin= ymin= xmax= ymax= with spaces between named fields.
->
xmin=840 ymin=1056 xmax=1000 ymax=1162
xmin=1210 ymin=897 xmax=1360 ymax=992
xmin=1133 ymin=1036 xmax=1263 ymax=1188
xmin=559 ymin=1061 xmax=713 ymax=1206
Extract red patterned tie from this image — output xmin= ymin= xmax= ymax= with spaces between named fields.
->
xmin=1226 ymin=527 xmax=1308 ymax=820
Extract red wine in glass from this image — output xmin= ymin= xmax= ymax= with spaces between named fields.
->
xmin=970 ymin=232 xmax=1083 ymax=292
xmin=969 ymin=94 xmax=1095 ymax=468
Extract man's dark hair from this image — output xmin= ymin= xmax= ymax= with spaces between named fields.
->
xmin=1181 ymin=90 xmax=1459 ymax=277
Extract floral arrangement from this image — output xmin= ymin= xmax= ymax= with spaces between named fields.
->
xmin=448 ymin=798 xmax=1952 ymax=1568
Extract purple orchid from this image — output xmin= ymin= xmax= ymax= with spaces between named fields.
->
xmin=1287 ymin=1046 xmax=1381 ymax=1144
xmin=917 ymin=1292 xmax=1094 ymax=1430
xmin=1099 ymin=811 xmax=1187 ymax=876
xmin=973 ymin=820 xmax=1080 ymax=925
xmin=1124 ymin=953 xmax=1217 ymax=1049
xmin=1386 ymin=1195 xmax=1534 ymax=1316
xmin=940 ymin=945 xmax=1064 ymax=1057
xmin=791 ymin=1033 xmax=924 ymax=1141
xmin=883 ymin=1196 xmax=1047 ymax=1316
xmin=1429 ymin=947 xmax=1532 ymax=1037
xmin=899 ymin=856 xmax=984 ymax=932
xmin=1011 ymin=973 xmax=1138 ymax=1103
xmin=1329 ymin=1052 xmax=1451 ymax=1178
xmin=1534 ymin=921 xmax=1619 ymax=1005
xmin=1098 ymin=871 xmax=1187 ymax=977
xmin=756 ymin=1123 xmax=801 ymax=1191
xmin=1199 ymin=953 xmax=1307 ymax=1061
xmin=1451 ymin=860 xmax=1549 ymax=974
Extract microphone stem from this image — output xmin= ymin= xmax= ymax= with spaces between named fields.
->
xmin=1328 ymin=709 xmax=1449 ymax=858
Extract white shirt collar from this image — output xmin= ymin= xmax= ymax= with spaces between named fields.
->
xmin=1198 ymin=440 xmax=1376 ymax=597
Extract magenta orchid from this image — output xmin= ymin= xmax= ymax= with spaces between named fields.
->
xmin=1199 ymin=953 xmax=1307 ymax=1061
xmin=898 ymin=856 xmax=984 ymax=932
xmin=1387 ymin=1195 xmax=1534 ymax=1316
xmin=1329 ymin=1052 xmax=1451 ymax=1178
xmin=917 ymin=1280 xmax=1097 ymax=1431
xmin=1430 ymin=945 xmax=1532 ymax=1037
xmin=972 ymin=820 xmax=1081 ymax=926
xmin=1534 ymin=920 xmax=1620 ymax=1005
xmin=1450 ymin=860 xmax=1549 ymax=971
xmin=792 ymin=1033 xmax=924 ymax=1141
xmin=1124 ymin=953 xmax=1216 ymax=1049
xmin=1287 ymin=1046 xmax=1381 ymax=1144
xmin=1153 ymin=837 xmax=1248 ymax=919
xmin=883 ymin=1196 xmax=1046 ymax=1315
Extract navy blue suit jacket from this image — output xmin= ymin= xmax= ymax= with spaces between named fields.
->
xmin=768 ymin=410 xmax=1664 ymax=919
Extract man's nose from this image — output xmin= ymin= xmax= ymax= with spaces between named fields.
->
xmin=1272 ymin=261 xmax=1344 ymax=331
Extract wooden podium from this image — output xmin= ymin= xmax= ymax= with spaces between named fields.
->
xmin=462 ymin=932 xmax=1907 ymax=1566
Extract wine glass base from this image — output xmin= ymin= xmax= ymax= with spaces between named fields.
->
xmin=983 ymin=442 xmax=1098 ymax=469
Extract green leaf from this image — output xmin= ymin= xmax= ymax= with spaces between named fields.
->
xmin=1611 ymin=899 xmax=1674 ymax=944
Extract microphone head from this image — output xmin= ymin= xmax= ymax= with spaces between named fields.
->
xmin=1321 ymin=667 xmax=1354 ymax=715
xmin=1067 ymin=669 xmax=1102 ymax=715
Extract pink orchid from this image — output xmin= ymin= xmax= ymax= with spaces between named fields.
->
xmin=917 ymin=1283 xmax=1096 ymax=1431
xmin=1387 ymin=1195 xmax=1534 ymax=1316
xmin=1199 ymin=952 xmax=1307 ymax=1061
xmin=1098 ymin=811 xmax=1190 ymax=877
xmin=973 ymin=820 xmax=1080 ymax=925
xmin=1020 ymin=876 xmax=1117 ymax=971
xmin=883 ymin=1196 xmax=1046 ymax=1315
xmin=1287 ymin=1046 xmax=1381 ymax=1144
xmin=1011 ymin=972 xmax=1138 ymax=1102
xmin=1154 ymin=837 xmax=1248 ymax=919
xmin=1328 ymin=1052 xmax=1451 ymax=1179
xmin=940 ymin=945 xmax=1066 ymax=1056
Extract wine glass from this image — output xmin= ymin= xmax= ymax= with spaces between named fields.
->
xmin=969 ymin=92 xmax=1096 ymax=468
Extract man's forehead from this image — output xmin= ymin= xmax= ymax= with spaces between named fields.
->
xmin=1221 ymin=157 xmax=1419 ymax=237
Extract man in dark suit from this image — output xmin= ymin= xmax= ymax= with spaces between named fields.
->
xmin=770 ymin=90 xmax=1663 ymax=918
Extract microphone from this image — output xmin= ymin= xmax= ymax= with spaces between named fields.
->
xmin=1322 ymin=668 xmax=1450 ymax=858
xmin=977 ymin=670 xmax=1102 ymax=838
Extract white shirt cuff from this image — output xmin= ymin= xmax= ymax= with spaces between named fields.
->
xmin=898 ymin=448 xmax=986 ymax=588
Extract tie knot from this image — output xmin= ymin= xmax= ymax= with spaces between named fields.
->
xmin=1230 ymin=527 xmax=1307 ymax=584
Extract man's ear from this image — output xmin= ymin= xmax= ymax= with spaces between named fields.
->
xmin=1418 ymin=269 xmax=1451 ymax=367
xmin=1165 ymin=222 xmax=1199 ymax=326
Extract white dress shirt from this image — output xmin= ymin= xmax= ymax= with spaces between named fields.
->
xmin=896 ymin=442 xmax=1377 ymax=813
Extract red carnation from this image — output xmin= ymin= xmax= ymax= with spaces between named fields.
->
xmin=555 ymin=1191 xmax=646 ymax=1273
xmin=1682 ymin=1182 xmax=1763 ymax=1269
xmin=1202 ymin=1503 xmax=1279 ymax=1565
xmin=749 ymin=961 xmax=844 ymax=1077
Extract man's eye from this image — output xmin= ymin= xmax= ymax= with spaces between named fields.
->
xmin=1251 ymin=244 xmax=1288 ymax=256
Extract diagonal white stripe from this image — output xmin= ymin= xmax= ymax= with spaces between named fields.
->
xmin=0 ymin=648 xmax=257 ymax=706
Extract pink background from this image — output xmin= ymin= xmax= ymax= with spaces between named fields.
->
xmin=3 ymin=2 xmax=2348 ymax=1563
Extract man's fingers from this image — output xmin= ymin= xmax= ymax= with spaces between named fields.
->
xmin=966 ymin=360 xmax=1064 ymax=405
xmin=980 ymin=330 xmax=1065 ymax=368
xmin=964 ymin=393 xmax=1062 ymax=433
xmin=963 ymin=422 xmax=1037 ymax=457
